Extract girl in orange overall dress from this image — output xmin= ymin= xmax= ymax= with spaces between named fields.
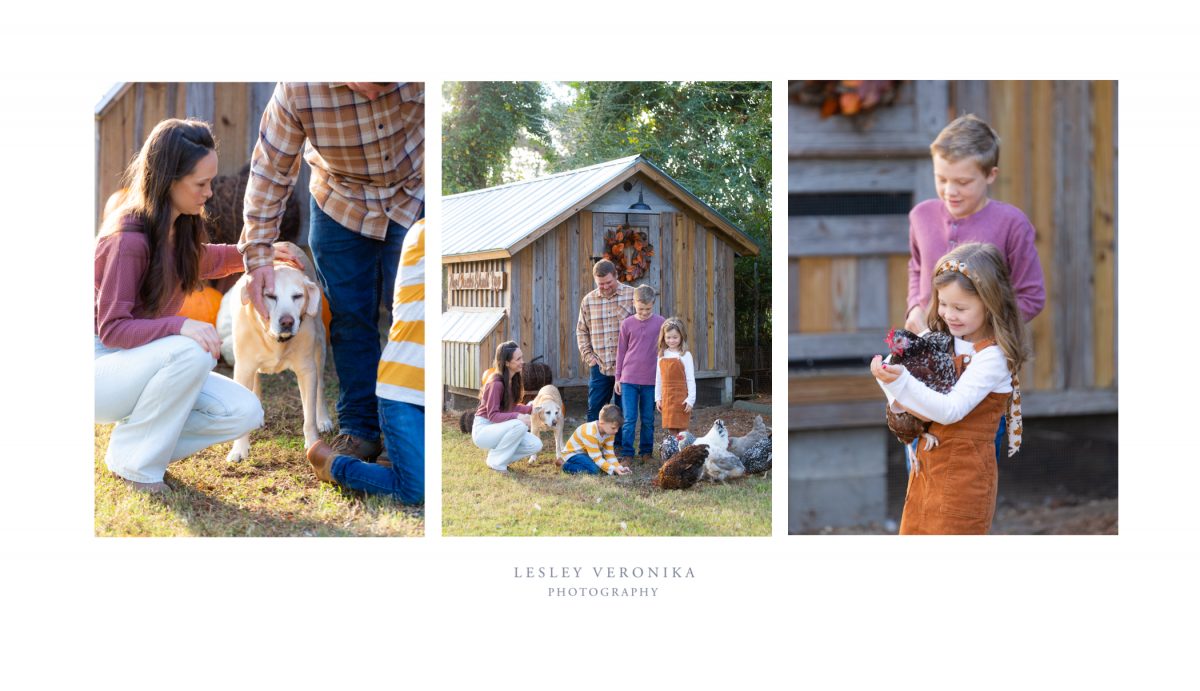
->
xmin=871 ymin=243 xmax=1027 ymax=534
xmin=655 ymin=318 xmax=696 ymax=436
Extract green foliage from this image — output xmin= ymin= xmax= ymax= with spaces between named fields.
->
xmin=442 ymin=82 xmax=555 ymax=195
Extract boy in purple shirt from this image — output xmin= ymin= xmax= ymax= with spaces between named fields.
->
xmin=905 ymin=114 xmax=1046 ymax=332
xmin=904 ymin=114 xmax=1047 ymax=461
xmin=615 ymin=285 xmax=666 ymax=462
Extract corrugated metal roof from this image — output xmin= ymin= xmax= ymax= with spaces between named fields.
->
xmin=443 ymin=155 xmax=641 ymax=257
xmin=442 ymin=309 xmax=506 ymax=344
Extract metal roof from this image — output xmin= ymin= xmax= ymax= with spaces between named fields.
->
xmin=442 ymin=309 xmax=507 ymax=344
xmin=442 ymin=155 xmax=759 ymax=258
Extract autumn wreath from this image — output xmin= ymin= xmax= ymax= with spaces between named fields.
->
xmin=603 ymin=224 xmax=655 ymax=282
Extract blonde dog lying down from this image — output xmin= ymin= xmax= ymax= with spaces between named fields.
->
xmin=217 ymin=243 xmax=333 ymax=462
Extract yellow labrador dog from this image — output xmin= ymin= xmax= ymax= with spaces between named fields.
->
xmin=219 ymin=244 xmax=333 ymax=462
xmin=528 ymin=384 xmax=566 ymax=465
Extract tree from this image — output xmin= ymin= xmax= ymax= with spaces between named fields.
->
xmin=442 ymin=82 xmax=554 ymax=195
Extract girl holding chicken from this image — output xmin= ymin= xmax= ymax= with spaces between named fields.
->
xmin=871 ymin=242 xmax=1028 ymax=534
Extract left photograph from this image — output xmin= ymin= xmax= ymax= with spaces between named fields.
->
xmin=94 ymin=82 xmax=425 ymax=536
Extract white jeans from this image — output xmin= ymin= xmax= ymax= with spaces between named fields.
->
xmin=471 ymin=416 xmax=542 ymax=470
xmin=95 ymin=335 xmax=263 ymax=483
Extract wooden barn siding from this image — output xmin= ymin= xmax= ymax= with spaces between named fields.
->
xmin=789 ymin=80 xmax=1117 ymax=397
xmin=95 ymin=82 xmax=309 ymax=235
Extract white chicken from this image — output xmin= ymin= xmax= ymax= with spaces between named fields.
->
xmin=695 ymin=420 xmax=745 ymax=482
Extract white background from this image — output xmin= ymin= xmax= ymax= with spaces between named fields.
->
xmin=2 ymin=1 xmax=1196 ymax=688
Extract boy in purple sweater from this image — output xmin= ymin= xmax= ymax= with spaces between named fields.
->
xmin=904 ymin=114 xmax=1046 ymax=461
xmin=905 ymin=114 xmax=1046 ymax=332
xmin=615 ymin=285 xmax=666 ymax=462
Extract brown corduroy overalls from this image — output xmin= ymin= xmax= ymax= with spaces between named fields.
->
xmin=658 ymin=357 xmax=690 ymax=431
xmin=899 ymin=339 xmax=1010 ymax=535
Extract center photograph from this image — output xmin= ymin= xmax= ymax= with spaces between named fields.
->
xmin=440 ymin=81 xmax=773 ymax=536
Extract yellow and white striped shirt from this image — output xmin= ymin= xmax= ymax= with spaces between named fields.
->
xmin=376 ymin=219 xmax=424 ymax=406
xmin=562 ymin=421 xmax=620 ymax=475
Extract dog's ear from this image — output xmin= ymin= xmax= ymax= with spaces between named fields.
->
xmin=303 ymin=278 xmax=322 ymax=318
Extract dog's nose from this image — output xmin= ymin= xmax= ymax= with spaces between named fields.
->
xmin=279 ymin=315 xmax=295 ymax=331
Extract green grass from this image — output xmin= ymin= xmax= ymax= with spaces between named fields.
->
xmin=95 ymin=366 xmax=423 ymax=537
xmin=441 ymin=410 xmax=772 ymax=537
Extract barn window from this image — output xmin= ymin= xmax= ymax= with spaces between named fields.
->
xmin=788 ymin=192 xmax=913 ymax=217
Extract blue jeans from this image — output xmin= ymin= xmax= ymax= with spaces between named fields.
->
xmin=331 ymin=397 xmax=424 ymax=503
xmin=619 ymin=382 xmax=655 ymax=456
xmin=309 ymin=198 xmax=406 ymax=441
xmin=561 ymin=452 xmax=600 ymax=475
xmin=587 ymin=364 xmax=622 ymax=449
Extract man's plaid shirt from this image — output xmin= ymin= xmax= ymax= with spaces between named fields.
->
xmin=239 ymin=82 xmax=424 ymax=270
xmin=576 ymin=283 xmax=635 ymax=376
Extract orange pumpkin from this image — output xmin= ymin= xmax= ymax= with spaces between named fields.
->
xmin=176 ymin=286 xmax=223 ymax=325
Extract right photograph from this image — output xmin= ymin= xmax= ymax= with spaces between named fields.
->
xmin=788 ymin=80 xmax=1117 ymax=535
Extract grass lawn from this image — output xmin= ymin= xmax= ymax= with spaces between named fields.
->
xmin=441 ymin=405 xmax=772 ymax=537
xmin=94 ymin=365 xmax=424 ymax=537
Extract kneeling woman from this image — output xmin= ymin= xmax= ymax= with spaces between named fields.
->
xmin=469 ymin=341 xmax=542 ymax=472
xmin=94 ymin=119 xmax=265 ymax=493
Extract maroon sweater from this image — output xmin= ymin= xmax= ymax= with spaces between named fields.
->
xmin=474 ymin=374 xmax=532 ymax=423
xmin=94 ymin=218 xmax=244 ymax=349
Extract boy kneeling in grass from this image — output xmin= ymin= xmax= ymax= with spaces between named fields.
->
xmin=561 ymin=404 xmax=631 ymax=476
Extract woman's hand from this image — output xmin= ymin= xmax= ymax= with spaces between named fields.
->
xmin=517 ymin=413 xmax=532 ymax=429
xmin=614 ymin=381 xmax=622 ymax=396
xmin=272 ymin=243 xmax=306 ymax=271
xmin=181 ymin=319 xmax=221 ymax=360
xmin=683 ymin=402 xmax=693 ymax=413
xmin=871 ymin=355 xmax=905 ymax=383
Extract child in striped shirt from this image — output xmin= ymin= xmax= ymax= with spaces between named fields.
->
xmin=561 ymin=404 xmax=631 ymax=476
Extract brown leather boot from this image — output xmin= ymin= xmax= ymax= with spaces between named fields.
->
xmin=329 ymin=433 xmax=382 ymax=461
xmin=306 ymin=441 xmax=337 ymax=483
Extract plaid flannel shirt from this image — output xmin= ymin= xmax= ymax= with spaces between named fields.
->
xmin=576 ymin=283 xmax=635 ymax=376
xmin=239 ymin=82 xmax=425 ymax=271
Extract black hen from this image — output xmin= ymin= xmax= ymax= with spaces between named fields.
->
xmin=883 ymin=328 xmax=957 ymax=448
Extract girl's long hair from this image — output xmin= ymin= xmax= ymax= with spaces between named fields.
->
xmin=489 ymin=341 xmax=524 ymax=411
xmin=925 ymin=242 xmax=1029 ymax=373
xmin=656 ymin=317 xmax=689 ymax=358
xmin=100 ymin=118 xmax=215 ymax=315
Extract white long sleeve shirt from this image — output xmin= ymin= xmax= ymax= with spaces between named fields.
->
xmin=879 ymin=337 xmax=1011 ymax=426
xmin=654 ymin=349 xmax=696 ymax=407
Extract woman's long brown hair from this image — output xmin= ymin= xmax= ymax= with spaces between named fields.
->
xmin=102 ymin=118 xmax=215 ymax=315
xmin=490 ymin=341 xmax=524 ymax=411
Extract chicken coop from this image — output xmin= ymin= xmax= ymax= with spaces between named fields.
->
xmin=442 ymin=155 xmax=760 ymax=407
xmin=94 ymin=82 xmax=310 ymax=239
xmin=787 ymin=80 xmax=1118 ymax=532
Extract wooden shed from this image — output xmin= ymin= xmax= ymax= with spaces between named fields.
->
xmin=442 ymin=155 xmax=760 ymax=403
xmin=787 ymin=80 xmax=1117 ymax=531
xmin=94 ymin=82 xmax=311 ymax=232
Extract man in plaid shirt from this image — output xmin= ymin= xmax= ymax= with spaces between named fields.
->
xmin=239 ymin=82 xmax=424 ymax=461
xmin=576 ymin=260 xmax=635 ymax=441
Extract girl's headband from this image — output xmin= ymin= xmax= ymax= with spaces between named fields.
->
xmin=935 ymin=259 xmax=972 ymax=280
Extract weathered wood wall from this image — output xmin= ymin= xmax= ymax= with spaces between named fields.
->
xmin=788 ymin=80 xmax=1117 ymax=426
xmin=95 ymin=82 xmax=310 ymax=233
xmin=499 ymin=204 xmax=736 ymax=389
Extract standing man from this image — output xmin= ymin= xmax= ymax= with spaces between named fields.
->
xmin=240 ymin=82 xmax=424 ymax=460
xmin=576 ymin=259 xmax=635 ymax=444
